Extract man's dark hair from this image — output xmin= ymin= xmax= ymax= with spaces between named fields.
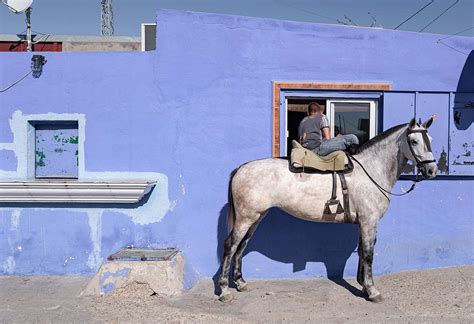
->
xmin=308 ymin=102 xmax=324 ymax=114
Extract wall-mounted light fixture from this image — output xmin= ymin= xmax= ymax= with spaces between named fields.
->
xmin=31 ymin=54 xmax=46 ymax=78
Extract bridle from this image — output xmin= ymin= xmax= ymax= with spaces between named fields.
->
xmin=406 ymin=128 xmax=436 ymax=168
xmin=349 ymin=126 xmax=435 ymax=201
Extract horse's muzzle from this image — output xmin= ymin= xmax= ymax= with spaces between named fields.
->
xmin=421 ymin=163 xmax=438 ymax=179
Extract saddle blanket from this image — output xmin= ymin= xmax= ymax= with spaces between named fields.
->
xmin=290 ymin=140 xmax=349 ymax=172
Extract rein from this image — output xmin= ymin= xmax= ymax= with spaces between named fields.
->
xmin=348 ymin=127 xmax=434 ymax=201
xmin=348 ymin=154 xmax=421 ymax=201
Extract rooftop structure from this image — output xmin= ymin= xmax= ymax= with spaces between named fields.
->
xmin=0 ymin=34 xmax=141 ymax=52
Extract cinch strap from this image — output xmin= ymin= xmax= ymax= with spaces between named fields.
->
xmin=338 ymin=172 xmax=351 ymax=223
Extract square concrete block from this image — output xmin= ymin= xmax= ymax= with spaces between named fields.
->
xmin=81 ymin=252 xmax=184 ymax=297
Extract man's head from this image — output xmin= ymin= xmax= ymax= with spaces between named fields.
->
xmin=307 ymin=102 xmax=324 ymax=115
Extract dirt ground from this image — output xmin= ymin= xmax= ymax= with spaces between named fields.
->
xmin=0 ymin=265 xmax=472 ymax=323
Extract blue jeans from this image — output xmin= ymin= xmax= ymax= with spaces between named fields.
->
xmin=315 ymin=134 xmax=359 ymax=156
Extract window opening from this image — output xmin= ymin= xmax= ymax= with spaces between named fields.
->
xmin=286 ymin=98 xmax=377 ymax=156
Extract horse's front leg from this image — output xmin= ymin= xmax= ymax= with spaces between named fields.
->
xmin=357 ymin=236 xmax=364 ymax=286
xmin=358 ymin=221 xmax=383 ymax=302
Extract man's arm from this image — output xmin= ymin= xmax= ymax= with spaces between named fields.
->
xmin=321 ymin=115 xmax=331 ymax=140
xmin=298 ymin=123 xmax=303 ymax=143
xmin=322 ymin=127 xmax=330 ymax=140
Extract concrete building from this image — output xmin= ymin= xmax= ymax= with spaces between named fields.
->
xmin=0 ymin=10 xmax=473 ymax=287
xmin=0 ymin=34 xmax=143 ymax=52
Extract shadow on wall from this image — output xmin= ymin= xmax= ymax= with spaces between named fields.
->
xmin=215 ymin=204 xmax=358 ymax=281
xmin=453 ymin=50 xmax=474 ymax=131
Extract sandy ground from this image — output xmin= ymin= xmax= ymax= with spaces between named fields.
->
xmin=0 ymin=265 xmax=473 ymax=323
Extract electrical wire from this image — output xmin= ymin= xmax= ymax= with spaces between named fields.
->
xmin=394 ymin=0 xmax=434 ymax=30
xmin=436 ymin=26 xmax=473 ymax=55
xmin=419 ymin=0 xmax=459 ymax=32
xmin=0 ymin=71 xmax=32 ymax=93
xmin=438 ymin=26 xmax=474 ymax=41
xmin=437 ymin=41 xmax=469 ymax=55
xmin=31 ymin=33 xmax=51 ymax=45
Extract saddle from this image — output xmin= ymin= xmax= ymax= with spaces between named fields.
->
xmin=289 ymin=140 xmax=352 ymax=173
xmin=289 ymin=140 xmax=352 ymax=223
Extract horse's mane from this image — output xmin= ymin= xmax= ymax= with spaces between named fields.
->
xmin=356 ymin=123 xmax=408 ymax=154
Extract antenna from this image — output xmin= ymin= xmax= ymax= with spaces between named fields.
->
xmin=101 ymin=0 xmax=114 ymax=36
xmin=2 ymin=0 xmax=34 ymax=51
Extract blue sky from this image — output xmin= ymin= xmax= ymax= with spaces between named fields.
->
xmin=0 ymin=0 xmax=473 ymax=37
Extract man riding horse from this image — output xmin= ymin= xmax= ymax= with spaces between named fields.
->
xmin=298 ymin=102 xmax=359 ymax=156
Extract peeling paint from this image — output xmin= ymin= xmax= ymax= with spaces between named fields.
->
xmin=169 ymin=200 xmax=178 ymax=211
xmin=452 ymin=141 xmax=474 ymax=165
xmin=10 ymin=210 xmax=20 ymax=231
xmin=179 ymin=174 xmax=186 ymax=195
xmin=87 ymin=211 xmax=103 ymax=270
xmin=2 ymin=256 xmax=15 ymax=274
xmin=437 ymin=147 xmax=448 ymax=174
xmin=35 ymin=150 xmax=46 ymax=167
xmin=63 ymin=256 xmax=76 ymax=267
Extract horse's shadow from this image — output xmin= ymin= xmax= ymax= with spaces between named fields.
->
xmin=213 ymin=204 xmax=364 ymax=298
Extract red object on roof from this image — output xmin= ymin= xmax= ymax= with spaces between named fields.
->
xmin=0 ymin=41 xmax=62 ymax=52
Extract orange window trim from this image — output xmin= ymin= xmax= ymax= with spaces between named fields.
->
xmin=272 ymin=81 xmax=392 ymax=157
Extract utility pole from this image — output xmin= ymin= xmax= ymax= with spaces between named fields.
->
xmin=100 ymin=0 xmax=114 ymax=36
xmin=25 ymin=7 xmax=32 ymax=51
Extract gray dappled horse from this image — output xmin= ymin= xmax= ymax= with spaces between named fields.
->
xmin=218 ymin=117 xmax=437 ymax=303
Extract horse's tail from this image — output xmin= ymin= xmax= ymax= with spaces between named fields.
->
xmin=227 ymin=168 xmax=238 ymax=234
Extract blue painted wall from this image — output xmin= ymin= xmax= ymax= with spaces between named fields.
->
xmin=1 ymin=10 xmax=473 ymax=282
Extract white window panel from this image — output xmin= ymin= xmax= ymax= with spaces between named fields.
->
xmin=326 ymin=99 xmax=377 ymax=144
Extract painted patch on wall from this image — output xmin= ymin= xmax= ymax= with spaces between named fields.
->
xmin=34 ymin=122 xmax=79 ymax=178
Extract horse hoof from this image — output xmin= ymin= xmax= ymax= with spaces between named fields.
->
xmin=369 ymin=294 xmax=384 ymax=303
xmin=237 ymin=283 xmax=250 ymax=292
xmin=219 ymin=293 xmax=233 ymax=303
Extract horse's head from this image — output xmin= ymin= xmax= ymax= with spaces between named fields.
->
xmin=401 ymin=117 xmax=438 ymax=179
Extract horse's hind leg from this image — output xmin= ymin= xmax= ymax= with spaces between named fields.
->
xmin=218 ymin=221 xmax=253 ymax=302
xmin=232 ymin=213 xmax=266 ymax=291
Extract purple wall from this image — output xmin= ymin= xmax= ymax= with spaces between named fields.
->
xmin=0 ymin=10 xmax=473 ymax=282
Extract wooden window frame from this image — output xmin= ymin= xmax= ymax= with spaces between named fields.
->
xmin=272 ymin=82 xmax=392 ymax=157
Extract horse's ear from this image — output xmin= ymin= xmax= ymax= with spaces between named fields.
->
xmin=409 ymin=118 xmax=416 ymax=129
xmin=422 ymin=115 xmax=436 ymax=129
